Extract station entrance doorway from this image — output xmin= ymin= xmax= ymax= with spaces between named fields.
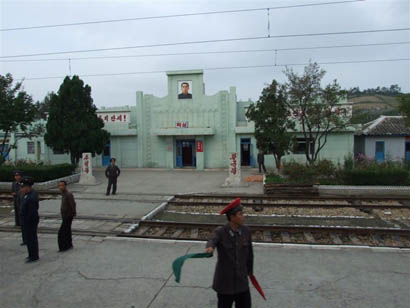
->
xmin=176 ymin=139 xmax=196 ymax=168
xmin=240 ymin=138 xmax=253 ymax=166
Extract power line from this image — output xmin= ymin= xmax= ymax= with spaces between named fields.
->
xmin=0 ymin=0 xmax=364 ymax=32
xmin=1 ymin=41 xmax=408 ymax=63
xmin=2 ymin=27 xmax=409 ymax=59
xmin=17 ymin=57 xmax=410 ymax=81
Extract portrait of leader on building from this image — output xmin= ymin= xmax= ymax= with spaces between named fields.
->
xmin=178 ymin=81 xmax=193 ymax=99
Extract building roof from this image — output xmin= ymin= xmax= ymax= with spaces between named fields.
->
xmin=166 ymin=69 xmax=204 ymax=76
xmin=356 ymin=116 xmax=410 ymax=136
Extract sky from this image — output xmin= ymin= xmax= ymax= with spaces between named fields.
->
xmin=0 ymin=0 xmax=409 ymax=107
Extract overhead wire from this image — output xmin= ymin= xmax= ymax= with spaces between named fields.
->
xmin=0 ymin=0 xmax=365 ymax=32
xmin=2 ymin=27 xmax=409 ymax=59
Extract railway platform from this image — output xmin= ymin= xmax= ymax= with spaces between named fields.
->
xmin=0 ymin=232 xmax=409 ymax=308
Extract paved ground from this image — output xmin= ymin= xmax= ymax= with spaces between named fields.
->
xmin=68 ymin=168 xmax=264 ymax=195
xmin=1 ymin=233 xmax=409 ymax=308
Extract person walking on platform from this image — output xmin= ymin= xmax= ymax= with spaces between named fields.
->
xmin=57 ymin=181 xmax=76 ymax=252
xmin=20 ymin=177 xmax=40 ymax=263
xmin=205 ymin=198 xmax=254 ymax=308
xmin=105 ymin=158 xmax=120 ymax=196
xmin=11 ymin=171 xmax=23 ymax=227
xmin=257 ymin=150 xmax=267 ymax=174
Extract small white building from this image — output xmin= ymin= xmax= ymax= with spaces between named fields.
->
xmin=355 ymin=116 xmax=410 ymax=162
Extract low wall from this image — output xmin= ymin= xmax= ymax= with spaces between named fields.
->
xmin=0 ymin=173 xmax=80 ymax=192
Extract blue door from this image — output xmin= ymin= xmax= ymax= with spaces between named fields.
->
xmin=176 ymin=140 xmax=183 ymax=168
xmin=375 ymin=141 xmax=385 ymax=163
xmin=102 ymin=141 xmax=111 ymax=166
xmin=176 ymin=139 xmax=196 ymax=167
xmin=405 ymin=142 xmax=410 ymax=162
xmin=240 ymin=138 xmax=252 ymax=166
xmin=0 ymin=144 xmax=9 ymax=161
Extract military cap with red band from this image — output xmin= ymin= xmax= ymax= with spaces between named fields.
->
xmin=220 ymin=198 xmax=242 ymax=215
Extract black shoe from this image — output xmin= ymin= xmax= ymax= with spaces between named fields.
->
xmin=112 ymin=193 xmax=116 ymax=195
xmin=106 ymin=193 xmax=110 ymax=196
xmin=25 ymin=258 xmax=39 ymax=263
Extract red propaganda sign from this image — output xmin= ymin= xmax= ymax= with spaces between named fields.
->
xmin=82 ymin=153 xmax=91 ymax=174
xmin=98 ymin=112 xmax=130 ymax=123
xmin=196 ymin=141 xmax=203 ymax=152
xmin=230 ymin=153 xmax=237 ymax=175
xmin=175 ymin=121 xmax=189 ymax=128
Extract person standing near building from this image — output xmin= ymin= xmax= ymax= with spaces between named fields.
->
xmin=105 ymin=158 xmax=120 ymax=196
xmin=57 ymin=181 xmax=76 ymax=252
xmin=11 ymin=171 xmax=23 ymax=227
xmin=257 ymin=150 xmax=267 ymax=174
xmin=20 ymin=177 xmax=40 ymax=263
xmin=205 ymin=198 xmax=254 ymax=308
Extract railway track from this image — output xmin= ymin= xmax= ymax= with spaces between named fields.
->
xmin=3 ymin=219 xmax=409 ymax=248
xmin=1 ymin=193 xmax=410 ymax=248
xmin=170 ymin=194 xmax=410 ymax=209
xmin=126 ymin=220 xmax=410 ymax=248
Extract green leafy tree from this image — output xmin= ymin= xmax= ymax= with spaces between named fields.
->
xmin=246 ymin=80 xmax=295 ymax=170
xmin=44 ymin=75 xmax=109 ymax=165
xmin=35 ymin=92 xmax=54 ymax=120
xmin=399 ymin=93 xmax=410 ymax=126
xmin=284 ymin=62 xmax=350 ymax=164
xmin=0 ymin=73 xmax=44 ymax=165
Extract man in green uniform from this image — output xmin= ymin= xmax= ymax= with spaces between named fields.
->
xmin=20 ymin=177 xmax=40 ymax=263
xmin=11 ymin=170 xmax=23 ymax=227
xmin=105 ymin=158 xmax=121 ymax=196
xmin=205 ymin=198 xmax=253 ymax=308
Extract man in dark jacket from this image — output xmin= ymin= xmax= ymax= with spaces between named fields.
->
xmin=205 ymin=198 xmax=253 ymax=308
xmin=57 ymin=180 xmax=76 ymax=252
xmin=11 ymin=171 xmax=23 ymax=227
xmin=257 ymin=150 xmax=267 ymax=174
xmin=20 ymin=177 xmax=40 ymax=263
xmin=105 ymin=158 xmax=120 ymax=196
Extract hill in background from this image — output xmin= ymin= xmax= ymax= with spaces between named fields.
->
xmin=347 ymin=85 xmax=402 ymax=124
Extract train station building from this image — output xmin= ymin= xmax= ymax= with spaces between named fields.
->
xmin=3 ymin=69 xmax=355 ymax=169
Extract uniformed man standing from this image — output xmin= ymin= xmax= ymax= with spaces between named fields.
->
xmin=205 ymin=198 xmax=254 ymax=308
xmin=11 ymin=171 xmax=23 ymax=227
xmin=20 ymin=177 xmax=40 ymax=263
xmin=57 ymin=180 xmax=76 ymax=252
xmin=257 ymin=150 xmax=267 ymax=174
xmin=105 ymin=158 xmax=121 ymax=196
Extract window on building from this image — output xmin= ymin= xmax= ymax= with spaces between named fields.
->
xmin=27 ymin=142 xmax=35 ymax=154
xmin=294 ymin=138 xmax=313 ymax=154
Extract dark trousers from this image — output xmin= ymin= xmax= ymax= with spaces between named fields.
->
xmin=14 ymin=202 xmax=20 ymax=226
xmin=106 ymin=177 xmax=117 ymax=195
xmin=217 ymin=290 xmax=251 ymax=308
xmin=58 ymin=217 xmax=73 ymax=251
xmin=20 ymin=222 xmax=26 ymax=244
xmin=258 ymin=162 xmax=267 ymax=173
xmin=24 ymin=222 xmax=39 ymax=260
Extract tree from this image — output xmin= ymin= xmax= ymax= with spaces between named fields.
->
xmin=399 ymin=93 xmax=410 ymax=126
xmin=246 ymin=80 xmax=295 ymax=170
xmin=35 ymin=92 xmax=53 ymax=120
xmin=284 ymin=62 xmax=350 ymax=164
xmin=44 ymin=75 xmax=109 ymax=165
xmin=0 ymin=73 xmax=44 ymax=165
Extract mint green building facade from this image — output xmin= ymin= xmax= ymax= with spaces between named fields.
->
xmin=1 ymin=70 xmax=355 ymax=169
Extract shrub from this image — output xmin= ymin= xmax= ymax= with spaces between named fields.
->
xmin=282 ymin=160 xmax=339 ymax=184
xmin=0 ymin=163 xmax=76 ymax=182
xmin=343 ymin=154 xmax=354 ymax=171
xmin=265 ymin=174 xmax=288 ymax=184
xmin=344 ymin=168 xmax=410 ymax=186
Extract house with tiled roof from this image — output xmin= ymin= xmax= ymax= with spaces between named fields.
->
xmin=354 ymin=116 xmax=410 ymax=162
